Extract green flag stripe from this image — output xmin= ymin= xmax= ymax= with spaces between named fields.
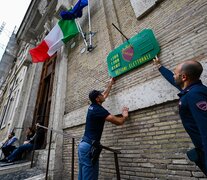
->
xmin=58 ymin=19 xmax=79 ymax=44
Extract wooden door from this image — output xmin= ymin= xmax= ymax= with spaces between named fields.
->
xmin=33 ymin=56 xmax=56 ymax=148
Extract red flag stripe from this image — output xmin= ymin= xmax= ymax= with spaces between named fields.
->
xmin=29 ymin=40 xmax=50 ymax=63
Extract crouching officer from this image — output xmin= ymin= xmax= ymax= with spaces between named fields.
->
xmin=78 ymin=78 xmax=129 ymax=180
xmin=154 ymin=56 xmax=207 ymax=176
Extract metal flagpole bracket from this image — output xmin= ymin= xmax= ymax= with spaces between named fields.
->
xmin=76 ymin=20 xmax=88 ymax=47
xmin=87 ymin=31 xmax=97 ymax=52
xmin=87 ymin=0 xmax=95 ymax=52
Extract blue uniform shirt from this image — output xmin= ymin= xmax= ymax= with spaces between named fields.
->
xmin=84 ymin=103 xmax=110 ymax=142
xmin=159 ymin=66 xmax=207 ymax=168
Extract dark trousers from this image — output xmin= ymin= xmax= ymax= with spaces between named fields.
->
xmin=2 ymin=145 xmax=16 ymax=158
xmin=7 ymin=143 xmax=33 ymax=161
xmin=187 ymin=148 xmax=207 ymax=176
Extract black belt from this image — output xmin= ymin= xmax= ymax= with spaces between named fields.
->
xmin=82 ymin=136 xmax=99 ymax=145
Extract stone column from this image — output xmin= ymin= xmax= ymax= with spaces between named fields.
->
xmin=46 ymin=44 xmax=68 ymax=179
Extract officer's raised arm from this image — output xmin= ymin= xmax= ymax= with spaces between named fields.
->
xmin=102 ymin=78 xmax=115 ymax=99
xmin=153 ymin=56 xmax=181 ymax=90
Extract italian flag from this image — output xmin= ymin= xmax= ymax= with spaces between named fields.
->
xmin=29 ymin=19 xmax=79 ymax=63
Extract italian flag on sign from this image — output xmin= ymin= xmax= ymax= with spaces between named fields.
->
xmin=29 ymin=19 xmax=79 ymax=63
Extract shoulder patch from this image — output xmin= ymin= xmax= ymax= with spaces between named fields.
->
xmin=196 ymin=101 xmax=207 ymax=111
xmin=88 ymin=106 xmax=94 ymax=110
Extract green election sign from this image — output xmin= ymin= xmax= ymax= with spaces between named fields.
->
xmin=107 ymin=29 xmax=160 ymax=77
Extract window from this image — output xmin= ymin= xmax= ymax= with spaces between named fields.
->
xmin=0 ymin=105 xmax=7 ymax=128
xmin=0 ymin=98 xmax=12 ymax=128
xmin=7 ymin=90 xmax=20 ymax=125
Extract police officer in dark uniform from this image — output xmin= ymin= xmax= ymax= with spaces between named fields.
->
xmin=78 ymin=78 xmax=129 ymax=180
xmin=154 ymin=56 xmax=207 ymax=176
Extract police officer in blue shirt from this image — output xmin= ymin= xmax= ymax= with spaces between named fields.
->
xmin=154 ymin=56 xmax=207 ymax=176
xmin=78 ymin=78 xmax=129 ymax=180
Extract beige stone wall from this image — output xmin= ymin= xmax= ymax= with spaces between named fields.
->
xmin=65 ymin=0 xmax=207 ymax=113
xmin=63 ymin=0 xmax=207 ymax=179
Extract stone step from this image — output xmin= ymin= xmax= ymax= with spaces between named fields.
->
xmin=24 ymin=173 xmax=45 ymax=180
xmin=0 ymin=161 xmax=31 ymax=175
xmin=0 ymin=161 xmax=44 ymax=180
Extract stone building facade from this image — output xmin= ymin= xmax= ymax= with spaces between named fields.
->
xmin=61 ymin=0 xmax=207 ymax=179
xmin=0 ymin=32 xmax=17 ymax=147
xmin=0 ymin=0 xmax=207 ymax=179
xmin=0 ymin=29 xmax=41 ymax=150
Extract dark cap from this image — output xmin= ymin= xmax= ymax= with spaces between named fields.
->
xmin=89 ymin=90 xmax=103 ymax=103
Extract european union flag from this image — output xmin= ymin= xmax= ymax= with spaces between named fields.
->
xmin=60 ymin=0 xmax=88 ymax=20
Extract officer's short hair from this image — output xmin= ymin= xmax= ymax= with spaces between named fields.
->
xmin=181 ymin=61 xmax=203 ymax=81
xmin=89 ymin=90 xmax=103 ymax=103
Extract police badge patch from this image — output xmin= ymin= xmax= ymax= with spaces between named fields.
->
xmin=196 ymin=101 xmax=207 ymax=111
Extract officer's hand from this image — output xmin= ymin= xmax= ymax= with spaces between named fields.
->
xmin=153 ymin=56 xmax=161 ymax=69
xmin=109 ymin=77 xmax=115 ymax=86
xmin=122 ymin=107 xmax=129 ymax=119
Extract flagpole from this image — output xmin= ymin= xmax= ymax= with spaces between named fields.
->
xmin=87 ymin=0 xmax=93 ymax=51
xmin=75 ymin=20 xmax=88 ymax=47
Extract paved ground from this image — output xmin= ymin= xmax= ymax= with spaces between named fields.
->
xmin=0 ymin=160 xmax=44 ymax=180
xmin=0 ymin=159 xmax=28 ymax=167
